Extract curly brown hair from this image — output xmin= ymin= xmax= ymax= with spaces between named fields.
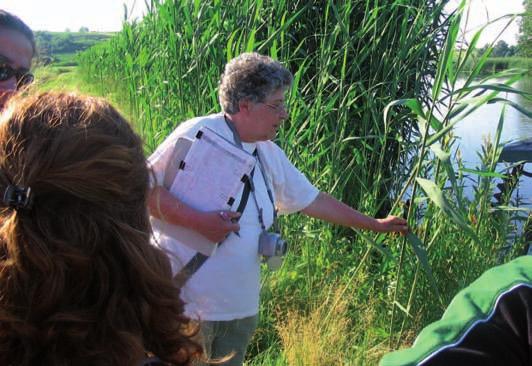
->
xmin=0 ymin=92 xmax=201 ymax=365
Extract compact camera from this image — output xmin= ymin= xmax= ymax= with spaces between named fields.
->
xmin=258 ymin=230 xmax=287 ymax=270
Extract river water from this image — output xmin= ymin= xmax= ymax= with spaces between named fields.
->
xmin=453 ymin=76 xmax=532 ymax=207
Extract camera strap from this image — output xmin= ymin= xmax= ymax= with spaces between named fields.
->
xmin=254 ymin=150 xmax=278 ymax=231
xmin=223 ymin=115 xmax=277 ymax=231
xmin=222 ymin=116 xmax=273 ymax=225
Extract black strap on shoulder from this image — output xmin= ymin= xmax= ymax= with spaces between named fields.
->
xmin=235 ymin=166 xmax=255 ymax=215
xmin=174 ymin=150 xmax=257 ymax=286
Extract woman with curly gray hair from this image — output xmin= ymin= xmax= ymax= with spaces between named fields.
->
xmin=149 ymin=52 xmax=407 ymax=365
xmin=218 ymin=52 xmax=292 ymax=114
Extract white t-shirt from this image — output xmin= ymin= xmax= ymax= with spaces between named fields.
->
xmin=148 ymin=113 xmax=319 ymax=321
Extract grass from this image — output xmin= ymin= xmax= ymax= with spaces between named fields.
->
xmin=32 ymin=65 xmax=140 ymax=136
xmin=51 ymin=53 xmax=79 ymax=67
xmin=70 ymin=0 xmax=531 ymax=364
xmin=277 ymin=285 xmax=354 ymax=365
xmin=33 ymin=66 xmax=81 ymax=92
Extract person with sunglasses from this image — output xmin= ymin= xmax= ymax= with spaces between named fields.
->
xmin=149 ymin=52 xmax=408 ymax=365
xmin=0 ymin=10 xmax=35 ymax=109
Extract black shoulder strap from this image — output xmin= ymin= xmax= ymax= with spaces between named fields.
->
xmin=235 ymin=165 xmax=255 ymax=215
xmin=174 ymin=151 xmax=257 ymax=286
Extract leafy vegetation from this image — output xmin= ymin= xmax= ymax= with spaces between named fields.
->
xmin=74 ymin=0 xmax=531 ymax=364
xmin=517 ymin=0 xmax=531 ymax=57
xmin=34 ymin=31 xmax=113 ymax=66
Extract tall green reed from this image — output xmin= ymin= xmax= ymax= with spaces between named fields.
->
xmin=382 ymin=0 xmax=530 ymax=347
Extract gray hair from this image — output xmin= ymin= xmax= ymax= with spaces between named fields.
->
xmin=218 ymin=52 xmax=293 ymax=114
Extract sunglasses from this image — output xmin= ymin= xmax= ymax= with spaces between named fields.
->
xmin=0 ymin=64 xmax=34 ymax=88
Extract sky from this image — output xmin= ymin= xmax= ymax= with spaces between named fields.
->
xmin=0 ymin=0 xmax=526 ymax=46
xmin=447 ymin=0 xmax=525 ymax=46
xmin=1 ymin=0 xmax=147 ymax=33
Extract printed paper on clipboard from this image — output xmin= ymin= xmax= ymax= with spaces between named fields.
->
xmin=155 ymin=127 xmax=256 ymax=256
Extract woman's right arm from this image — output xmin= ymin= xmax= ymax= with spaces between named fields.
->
xmin=148 ymin=186 xmax=240 ymax=243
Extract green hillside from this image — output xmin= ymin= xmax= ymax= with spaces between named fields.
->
xmin=34 ymin=31 xmax=113 ymax=66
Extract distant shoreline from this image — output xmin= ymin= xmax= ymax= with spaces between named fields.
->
xmin=459 ymin=56 xmax=532 ymax=75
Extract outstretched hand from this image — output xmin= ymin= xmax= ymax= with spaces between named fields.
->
xmin=374 ymin=215 xmax=409 ymax=235
xmin=193 ymin=210 xmax=241 ymax=243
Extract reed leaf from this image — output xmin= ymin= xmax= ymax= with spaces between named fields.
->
xmin=416 ymin=178 xmax=481 ymax=245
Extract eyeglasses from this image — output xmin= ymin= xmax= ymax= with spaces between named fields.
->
xmin=0 ymin=64 xmax=34 ymax=88
xmin=261 ymin=101 xmax=288 ymax=113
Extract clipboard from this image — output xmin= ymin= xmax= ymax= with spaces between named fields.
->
xmin=153 ymin=127 xmax=256 ymax=256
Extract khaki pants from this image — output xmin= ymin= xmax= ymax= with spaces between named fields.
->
xmin=196 ymin=315 xmax=258 ymax=366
